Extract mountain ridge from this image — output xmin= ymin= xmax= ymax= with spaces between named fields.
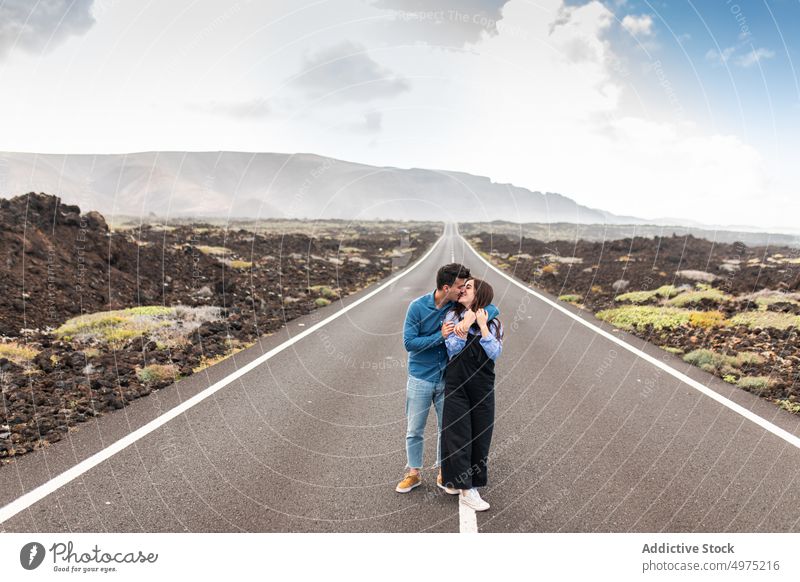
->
xmin=0 ymin=151 xmax=791 ymax=235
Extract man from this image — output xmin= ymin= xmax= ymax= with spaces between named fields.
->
xmin=396 ymin=263 xmax=499 ymax=493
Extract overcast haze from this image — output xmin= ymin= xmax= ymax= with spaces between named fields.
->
xmin=0 ymin=0 xmax=797 ymax=229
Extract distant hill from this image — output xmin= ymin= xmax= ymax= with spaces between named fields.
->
xmin=1 ymin=151 xmax=795 ymax=243
xmin=0 ymin=151 xmax=655 ymax=223
xmin=459 ymin=221 xmax=800 ymax=248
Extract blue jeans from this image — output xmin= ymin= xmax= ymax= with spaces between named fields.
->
xmin=405 ymin=374 xmax=445 ymax=470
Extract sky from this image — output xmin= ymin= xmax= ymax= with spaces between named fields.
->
xmin=0 ymin=0 xmax=797 ymax=229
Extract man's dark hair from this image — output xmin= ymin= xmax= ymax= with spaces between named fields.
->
xmin=436 ymin=263 xmax=471 ymax=290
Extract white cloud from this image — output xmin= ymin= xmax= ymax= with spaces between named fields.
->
xmin=705 ymin=46 xmax=774 ymax=68
xmin=188 ymin=99 xmax=271 ymax=120
xmin=373 ymin=0 xmax=775 ymax=226
xmin=294 ymin=40 xmax=410 ymax=102
xmin=346 ymin=110 xmax=383 ymax=134
xmin=0 ymin=0 xmax=95 ymax=60
xmin=705 ymin=46 xmax=735 ymax=65
xmin=370 ymin=0 xmax=513 ymax=46
xmin=735 ymin=47 xmax=775 ymax=68
xmin=0 ymin=0 xmax=788 ymax=228
xmin=620 ymin=14 xmax=653 ymax=36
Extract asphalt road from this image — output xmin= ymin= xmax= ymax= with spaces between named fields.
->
xmin=2 ymin=222 xmax=800 ymax=533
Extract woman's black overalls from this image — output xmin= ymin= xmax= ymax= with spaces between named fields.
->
xmin=441 ymin=322 xmax=496 ymax=489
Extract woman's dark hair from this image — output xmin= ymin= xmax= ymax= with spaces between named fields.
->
xmin=452 ymin=278 xmax=503 ymax=340
xmin=436 ymin=263 xmax=471 ymax=290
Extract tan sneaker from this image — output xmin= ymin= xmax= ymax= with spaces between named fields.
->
xmin=395 ymin=470 xmax=422 ymax=493
xmin=437 ymin=470 xmax=459 ymax=495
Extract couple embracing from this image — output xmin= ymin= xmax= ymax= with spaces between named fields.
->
xmin=396 ymin=263 xmax=504 ymax=511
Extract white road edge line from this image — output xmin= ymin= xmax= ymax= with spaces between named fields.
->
xmin=458 ymin=224 xmax=800 ymax=451
xmin=0 ymin=225 xmax=449 ymax=525
xmin=459 ymin=500 xmax=478 ymax=533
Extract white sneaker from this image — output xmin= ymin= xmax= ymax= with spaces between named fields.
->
xmin=459 ymin=488 xmax=490 ymax=511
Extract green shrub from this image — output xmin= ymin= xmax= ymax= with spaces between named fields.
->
xmin=655 ymin=285 xmax=682 ymax=298
xmin=728 ymin=311 xmax=800 ymax=330
xmin=683 ymin=349 xmax=730 ymax=370
xmin=734 ymin=352 xmax=765 ymax=367
xmin=661 ymin=346 xmax=684 ymax=354
xmin=122 ymin=306 xmax=174 ymax=317
xmin=615 ymin=285 xmax=683 ymax=304
xmin=614 ymin=290 xmax=656 ymax=304
xmin=667 ymin=288 xmax=731 ymax=307
xmin=558 ymin=294 xmax=582 ymax=303
xmin=104 ymin=328 xmax=145 ymax=345
xmin=595 ymin=306 xmax=690 ymax=332
xmin=314 ymin=298 xmax=331 ymax=307
xmin=776 ymin=399 xmax=800 ymax=414
xmin=55 ymin=314 xmax=127 ymax=340
xmin=683 ymin=349 xmax=765 ymax=375
xmin=736 ymin=376 xmax=773 ymax=391
xmin=309 ymin=285 xmax=338 ymax=299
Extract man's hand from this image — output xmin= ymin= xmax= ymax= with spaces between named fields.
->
xmin=441 ymin=321 xmax=455 ymax=339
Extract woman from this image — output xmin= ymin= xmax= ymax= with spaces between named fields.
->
xmin=440 ymin=277 xmax=504 ymax=511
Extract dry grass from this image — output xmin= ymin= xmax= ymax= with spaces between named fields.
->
xmin=196 ymin=245 xmax=230 ymax=256
xmin=744 ymin=289 xmax=800 ymax=309
xmin=136 ymin=364 xmax=178 ymax=385
xmin=55 ymin=305 xmax=222 ymax=346
xmin=224 ymin=259 xmax=253 ymax=270
xmin=0 ymin=342 xmax=39 ymax=365
xmin=309 ymin=285 xmax=339 ymax=299
xmin=192 ymin=340 xmax=253 ymax=373
xmin=688 ymin=310 xmax=727 ymax=328
xmin=540 ymin=264 xmax=558 ymax=275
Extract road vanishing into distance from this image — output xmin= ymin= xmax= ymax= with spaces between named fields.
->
xmin=2 ymin=223 xmax=800 ymax=533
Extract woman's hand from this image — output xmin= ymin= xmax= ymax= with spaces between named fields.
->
xmin=476 ymin=308 xmax=488 ymax=329
xmin=454 ymin=320 xmax=469 ymax=339
xmin=455 ymin=309 xmax=476 ymax=339
xmin=462 ymin=309 xmax=477 ymax=327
